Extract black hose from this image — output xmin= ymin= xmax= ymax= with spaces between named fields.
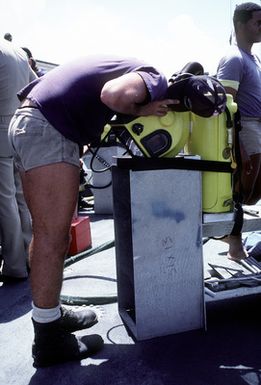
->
xmin=61 ymin=240 xmax=117 ymax=305
xmin=64 ymin=240 xmax=115 ymax=268
xmin=60 ymin=293 xmax=117 ymax=306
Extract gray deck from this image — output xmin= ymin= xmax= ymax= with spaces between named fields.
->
xmin=1 ymin=211 xmax=261 ymax=385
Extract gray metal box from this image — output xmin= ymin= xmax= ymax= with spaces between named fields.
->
xmin=112 ymin=158 xmax=205 ymax=340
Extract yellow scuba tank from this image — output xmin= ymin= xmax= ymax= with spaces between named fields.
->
xmin=185 ymin=94 xmax=237 ymax=213
xmin=111 ymin=111 xmax=190 ymax=158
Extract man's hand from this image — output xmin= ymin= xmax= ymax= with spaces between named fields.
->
xmin=137 ymin=99 xmax=180 ymax=117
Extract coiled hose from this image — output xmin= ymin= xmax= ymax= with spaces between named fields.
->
xmin=61 ymin=239 xmax=117 ymax=305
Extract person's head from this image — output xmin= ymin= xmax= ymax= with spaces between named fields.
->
xmin=21 ymin=47 xmax=37 ymax=70
xmin=21 ymin=47 xmax=33 ymax=60
xmin=4 ymin=32 xmax=12 ymax=42
xmin=233 ymin=2 xmax=261 ymax=43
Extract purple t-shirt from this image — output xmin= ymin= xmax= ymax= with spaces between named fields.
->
xmin=217 ymin=45 xmax=261 ymax=117
xmin=18 ymin=55 xmax=168 ymax=145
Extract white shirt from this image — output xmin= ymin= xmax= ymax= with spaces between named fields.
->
xmin=0 ymin=39 xmax=36 ymax=116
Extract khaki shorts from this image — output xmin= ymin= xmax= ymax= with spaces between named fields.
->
xmin=8 ymin=107 xmax=80 ymax=171
xmin=240 ymin=117 xmax=261 ymax=155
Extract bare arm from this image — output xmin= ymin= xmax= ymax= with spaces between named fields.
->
xmin=100 ymin=72 xmax=179 ymax=117
xmin=224 ymin=86 xmax=237 ymax=100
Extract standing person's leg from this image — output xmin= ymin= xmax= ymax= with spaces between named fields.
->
xmin=20 ymin=163 xmax=79 ymax=308
xmin=0 ymin=116 xmax=28 ymax=279
xmin=20 ymin=163 xmax=103 ymax=367
xmin=242 ymin=153 xmax=261 ymax=205
xmin=224 ymin=234 xmax=248 ymax=261
xmin=8 ymin=108 xmax=103 ymax=367
xmin=225 ymin=120 xmax=261 ymax=261
xmin=0 ymin=157 xmax=28 ymax=278
xmin=239 ymin=119 xmax=261 ymax=204
xmin=14 ymin=164 xmax=32 ymax=258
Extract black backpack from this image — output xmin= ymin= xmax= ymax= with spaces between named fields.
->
xmin=166 ymin=62 xmax=227 ymax=118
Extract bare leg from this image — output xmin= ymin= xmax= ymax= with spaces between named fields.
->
xmin=222 ymin=234 xmax=248 ymax=261
xmin=20 ymin=162 xmax=79 ymax=308
xmin=242 ymin=153 xmax=261 ymax=205
xmin=223 ymin=154 xmax=261 ymax=261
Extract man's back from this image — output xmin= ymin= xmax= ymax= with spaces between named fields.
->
xmin=0 ymin=39 xmax=36 ymax=115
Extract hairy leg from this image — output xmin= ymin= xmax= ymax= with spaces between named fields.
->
xmin=241 ymin=153 xmax=261 ymax=205
xmin=20 ymin=163 xmax=79 ymax=308
xmin=223 ymin=154 xmax=261 ymax=260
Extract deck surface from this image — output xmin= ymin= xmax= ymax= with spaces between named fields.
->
xmin=1 ymin=209 xmax=261 ymax=385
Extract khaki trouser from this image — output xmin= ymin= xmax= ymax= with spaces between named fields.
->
xmin=0 ymin=115 xmax=31 ymax=277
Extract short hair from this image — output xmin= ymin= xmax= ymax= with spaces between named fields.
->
xmin=21 ymin=47 xmax=33 ymax=59
xmin=233 ymin=2 xmax=261 ymax=29
xmin=4 ymin=32 xmax=12 ymax=41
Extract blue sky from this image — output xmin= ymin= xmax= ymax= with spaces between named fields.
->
xmin=1 ymin=0 xmax=261 ymax=76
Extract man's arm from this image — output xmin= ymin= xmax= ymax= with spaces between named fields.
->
xmin=224 ymin=86 xmax=237 ymax=100
xmin=100 ymin=72 xmax=178 ymax=117
xmin=221 ymin=83 xmax=238 ymax=106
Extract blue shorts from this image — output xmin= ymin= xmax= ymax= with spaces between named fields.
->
xmin=8 ymin=107 xmax=80 ymax=171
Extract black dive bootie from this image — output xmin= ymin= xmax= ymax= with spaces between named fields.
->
xmin=32 ymin=317 xmax=103 ymax=367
